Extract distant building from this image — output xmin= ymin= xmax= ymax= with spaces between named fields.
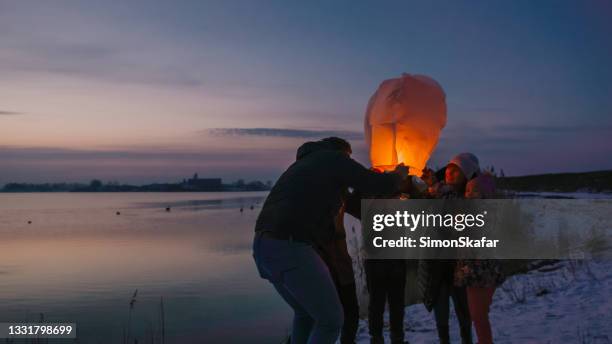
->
xmin=184 ymin=174 xmax=223 ymax=191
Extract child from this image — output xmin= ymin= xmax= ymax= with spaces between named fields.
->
xmin=419 ymin=153 xmax=480 ymax=344
xmin=426 ymin=152 xmax=480 ymax=199
xmin=455 ymin=174 xmax=505 ymax=344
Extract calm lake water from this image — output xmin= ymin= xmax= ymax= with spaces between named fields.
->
xmin=0 ymin=192 xmax=292 ymax=343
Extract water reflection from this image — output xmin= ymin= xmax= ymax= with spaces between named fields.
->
xmin=0 ymin=192 xmax=290 ymax=344
xmin=136 ymin=195 xmax=265 ymax=211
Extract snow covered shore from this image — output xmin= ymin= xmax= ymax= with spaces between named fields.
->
xmin=347 ymin=192 xmax=612 ymax=343
xmin=352 ymin=258 xmax=612 ymax=343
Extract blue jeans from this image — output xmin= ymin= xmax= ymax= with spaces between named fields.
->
xmin=253 ymin=235 xmax=344 ymax=344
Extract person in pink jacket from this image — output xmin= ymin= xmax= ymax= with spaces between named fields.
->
xmin=455 ymin=173 xmax=505 ymax=344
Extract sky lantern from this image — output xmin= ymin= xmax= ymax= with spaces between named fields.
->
xmin=364 ymin=73 xmax=447 ymax=176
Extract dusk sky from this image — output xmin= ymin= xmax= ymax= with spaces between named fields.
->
xmin=1 ymin=1 xmax=611 ymax=184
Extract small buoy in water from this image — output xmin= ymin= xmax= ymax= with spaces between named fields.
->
xmin=166 ymin=207 xmax=171 ymax=212
xmin=116 ymin=211 xmax=121 ymax=215
xmin=239 ymin=207 xmax=244 ymax=212
xmin=250 ymin=205 xmax=254 ymax=210
xmin=27 ymin=220 xmax=32 ymax=224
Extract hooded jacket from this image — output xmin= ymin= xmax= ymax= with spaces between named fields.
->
xmin=255 ymin=140 xmax=403 ymax=244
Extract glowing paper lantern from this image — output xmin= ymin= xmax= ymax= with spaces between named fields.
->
xmin=364 ymin=73 xmax=447 ymax=176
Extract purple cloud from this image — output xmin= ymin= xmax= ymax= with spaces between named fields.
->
xmin=0 ymin=110 xmax=22 ymax=116
xmin=207 ymin=128 xmax=364 ymax=140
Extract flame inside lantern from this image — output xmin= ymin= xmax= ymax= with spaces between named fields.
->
xmin=365 ymin=73 xmax=447 ymax=177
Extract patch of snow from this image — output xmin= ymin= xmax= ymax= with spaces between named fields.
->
xmin=346 ymin=191 xmax=612 ymax=343
xmin=352 ymin=259 xmax=612 ymax=343
xmin=515 ymin=191 xmax=612 ymax=199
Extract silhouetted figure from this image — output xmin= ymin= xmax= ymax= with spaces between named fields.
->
xmin=240 ymin=207 xmax=244 ymax=213
xmin=166 ymin=207 xmax=171 ymax=212
xmin=250 ymin=205 xmax=254 ymax=210
xmin=253 ymin=137 xmax=409 ymax=344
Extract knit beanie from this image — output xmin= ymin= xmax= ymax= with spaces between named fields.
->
xmin=448 ymin=152 xmax=480 ymax=180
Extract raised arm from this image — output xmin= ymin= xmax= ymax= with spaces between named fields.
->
xmin=332 ymin=152 xmax=407 ymax=197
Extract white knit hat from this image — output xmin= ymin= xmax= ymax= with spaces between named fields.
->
xmin=448 ymin=153 xmax=480 ymax=180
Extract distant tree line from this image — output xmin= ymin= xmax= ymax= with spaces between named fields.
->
xmin=496 ymin=170 xmax=612 ymax=193
xmin=4 ymin=170 xmax=612 ymax=193
xmin=1 ymin=176 xmax=273 ymax=192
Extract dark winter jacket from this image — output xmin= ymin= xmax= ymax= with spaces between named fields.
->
xmin=255 ymin=140 xmax=403 ymax=244
xmin=417 ymin=188 xmax=464 ymax=311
